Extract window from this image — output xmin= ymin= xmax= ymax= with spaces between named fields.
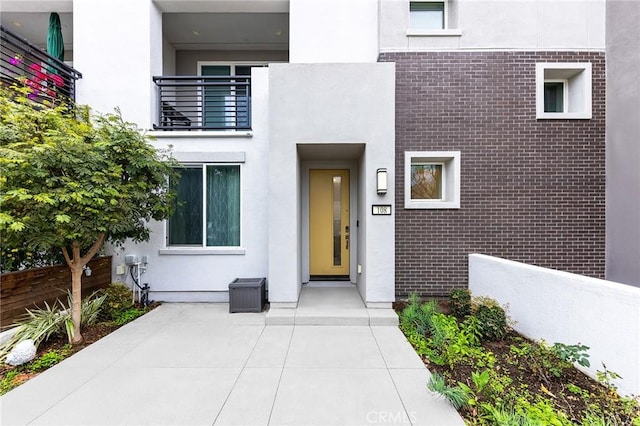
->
xmin=410 ymin=1 xmax=445 ymax=30
xmin=411 ymin=163 xmax=444 ymax=200
xmin=405 ymin=151 xmax=460 ymax=209
xmin=536 ymin=63 xmax=592 ymax=119
xmin=168 ymin=165 xmax=241 ymax=247
xmin=198 ymin=63 xmax=266 ymax=130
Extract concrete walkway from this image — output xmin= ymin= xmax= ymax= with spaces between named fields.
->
xmin=0 ymin=288 xmax=463 ymax=426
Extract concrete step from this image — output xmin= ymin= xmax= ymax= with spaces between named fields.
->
xmin=265 ymin=308 xmax=398 ymax=326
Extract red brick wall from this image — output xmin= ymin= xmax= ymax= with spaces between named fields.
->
xmin=379 ymin=51 xmax=606 ymax=297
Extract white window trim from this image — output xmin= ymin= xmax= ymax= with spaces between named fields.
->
xmin=536 ymin=63 xmax=592 ymax=120
xmin=405 ymin=151 xmax=460 ymax=209
xmin=164 ymin=162 xmax=243 ymax=252
xmin=406 ymin=28 xmax=463 ymax=37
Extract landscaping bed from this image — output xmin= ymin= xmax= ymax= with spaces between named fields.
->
xmin=395 ymin=292 xmax=640 ymax=425
xmin=0 ymin=283 xmax=156 ymax=396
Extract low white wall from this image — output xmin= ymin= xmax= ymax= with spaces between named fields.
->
xmin=469 ymin=253 xmax=640 ymax=396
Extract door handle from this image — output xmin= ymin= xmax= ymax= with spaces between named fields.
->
xmin=345 ymin=226 xmax=349 ymax=250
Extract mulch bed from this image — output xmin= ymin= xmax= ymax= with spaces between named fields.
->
xmin=393 ymin=299 xmax=637 ymax=424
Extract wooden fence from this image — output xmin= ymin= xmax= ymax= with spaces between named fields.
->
xmin=0 ymin=256 xmax=112 ymax=328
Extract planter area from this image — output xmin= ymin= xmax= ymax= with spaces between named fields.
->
xmin=396 ymin=291 xmax=640 ymax=425
xmin=0 ymin=283 xmax=154 ymax=396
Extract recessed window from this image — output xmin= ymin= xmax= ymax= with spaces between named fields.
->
xmin=405 ymin=151 xmax=460 ymax=209
xmin=410 ymin=1 xmax=445 ymax=30
xmin=168 ymin=164 xmax=241 ymax=247
xmin=536 ymin=63 xmax=592 ymax=119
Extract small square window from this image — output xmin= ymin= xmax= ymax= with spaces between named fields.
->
xmin=405 ymin=151 xmax=460 ymax=209
xmin=410 ymin=1 xmax=445 ymax=30
xmin=536 ymin=63 xmax=592 ymax=119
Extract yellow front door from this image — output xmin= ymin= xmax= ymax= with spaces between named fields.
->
xmin=309 ymin=169 xmax=350 ymax=277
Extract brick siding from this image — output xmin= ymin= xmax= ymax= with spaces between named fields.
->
xmin=379 ymin=51 xmax=606 ymax=297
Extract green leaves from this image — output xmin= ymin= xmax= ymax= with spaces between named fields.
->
xmin=55 ymin=214 xmax=71 ymax=224
xmin=0 ymin=87 xmax=177 ymax=270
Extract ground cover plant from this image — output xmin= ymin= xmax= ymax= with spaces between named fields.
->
xmin=396 ymin=291 xmax=640 ymax=425
xmin=0 ymin=283 xmax=153 ymax=395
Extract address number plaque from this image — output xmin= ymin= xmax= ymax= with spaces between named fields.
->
xmin=372 ymin=205 xmax=392 ymax=215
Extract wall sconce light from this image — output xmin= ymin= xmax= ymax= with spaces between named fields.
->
xmin=83 ymin=265 xmax=92 ymax=277
xmin=376 ymin=168 xmax=388 ymax=195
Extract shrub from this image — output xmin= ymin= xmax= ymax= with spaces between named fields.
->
xmin=472 ymin=297 xmax=507 ymax=341
xmin=449 ymin=289 xmax=471 ymax=318
xmin=99 ymin=283 xmax=134 ymax=322
xmin=400 ymin=293 xmax=439 ymax=336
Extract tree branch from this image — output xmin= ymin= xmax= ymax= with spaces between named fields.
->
xmin=79 ymin=233 xmax=106 ymax=266
xmin=62 ymin=246 xmax=73 ymax=268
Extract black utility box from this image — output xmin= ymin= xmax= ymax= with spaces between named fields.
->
xmin=229 ymin=277 xmax=267 ymax=313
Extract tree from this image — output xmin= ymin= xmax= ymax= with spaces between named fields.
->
xmin=0 ymin=87 xmax=176 ymax=343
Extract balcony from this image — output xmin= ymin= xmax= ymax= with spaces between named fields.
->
xmin=153 ymin=75 xmax=252 ymax=131
xmin=0 ymin=26 xmax=82 ymax=105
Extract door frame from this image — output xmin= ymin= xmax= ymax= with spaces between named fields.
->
xmin=301 ymin=161 xmax=358 ymax=284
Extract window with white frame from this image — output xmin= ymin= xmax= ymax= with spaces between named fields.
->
xmin=168 ymin=164 xmax=241 ymax=247
xmin=536 ymin=63 xmax=592 ymax=119
xmin=405 ymin=151 xmax=460 ymax=209
xmin=410 ymin=1 xmax=446 ymax=30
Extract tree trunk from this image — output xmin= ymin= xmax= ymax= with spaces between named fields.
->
xmin=70 ymin=263 xmax=84 ymax=344
xmin=62 ymin=234 xmax=105 ymax=346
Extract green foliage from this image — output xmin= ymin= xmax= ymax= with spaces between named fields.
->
xmin=403 ymin=327 xmax=429 ymax=357
xmin=0 ymin=292 xmax=105 ymax=361
xmin=27 ymin=346 xmax=71 ymax=373
xmin=596 ymin=364 xmax=622 ymax=390
xmin=513 ymin=399 xmax=572 ymax=426
xmin=400 ymin=293 xmax=439 ymax=336
xmin=427 ymin=373 xmax=468 ymax=410
xmin=509 ymin=340 xmax=572 ymax=379
xmin=99 ymin=283 xmax=134 ymax=321
xmin=0 ymin=244 xmax=66 ymax=273
xmin=0 ymin=370 xmax=23 ymax=395
xmin=482 ymin=405 xmax=542 ymax=426
xmin=113 ymin=307 xmax=145 ymax=326
xmin=473 ymin=302 xmax=507 ymax=341
xmin=551 ymin=342 xmax=590 ymax=368
xmin=449 ymin=289 xmax=471 ymax=318
xmin=0 ymin=86 xmax=176 ymax=340
xmin=0 ymin=88 xmax=178 ymax=251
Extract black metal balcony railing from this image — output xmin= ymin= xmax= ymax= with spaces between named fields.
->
xmin=153 ymin=76 xmax=251 ymax=131
xmin=1 ymin=26 xmax=82 ymax=104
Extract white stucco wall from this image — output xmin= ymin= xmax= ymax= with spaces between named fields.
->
xmin=380 ymin=0 xmax=606 ymax=51
xmin=469 ymin=254 xmax=640 ymax=396
xmin=268 ymin=63 xmax=395 ymax=305
xmin=110 ymin=68 xmax=270 ymax=302
xmin=73 ymin=0 xmax=163 ymax=127
xmin=606 ymin=0 xmax=640 ymax=287
xmin=289 ymin=0 xmax=379 ymax=63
